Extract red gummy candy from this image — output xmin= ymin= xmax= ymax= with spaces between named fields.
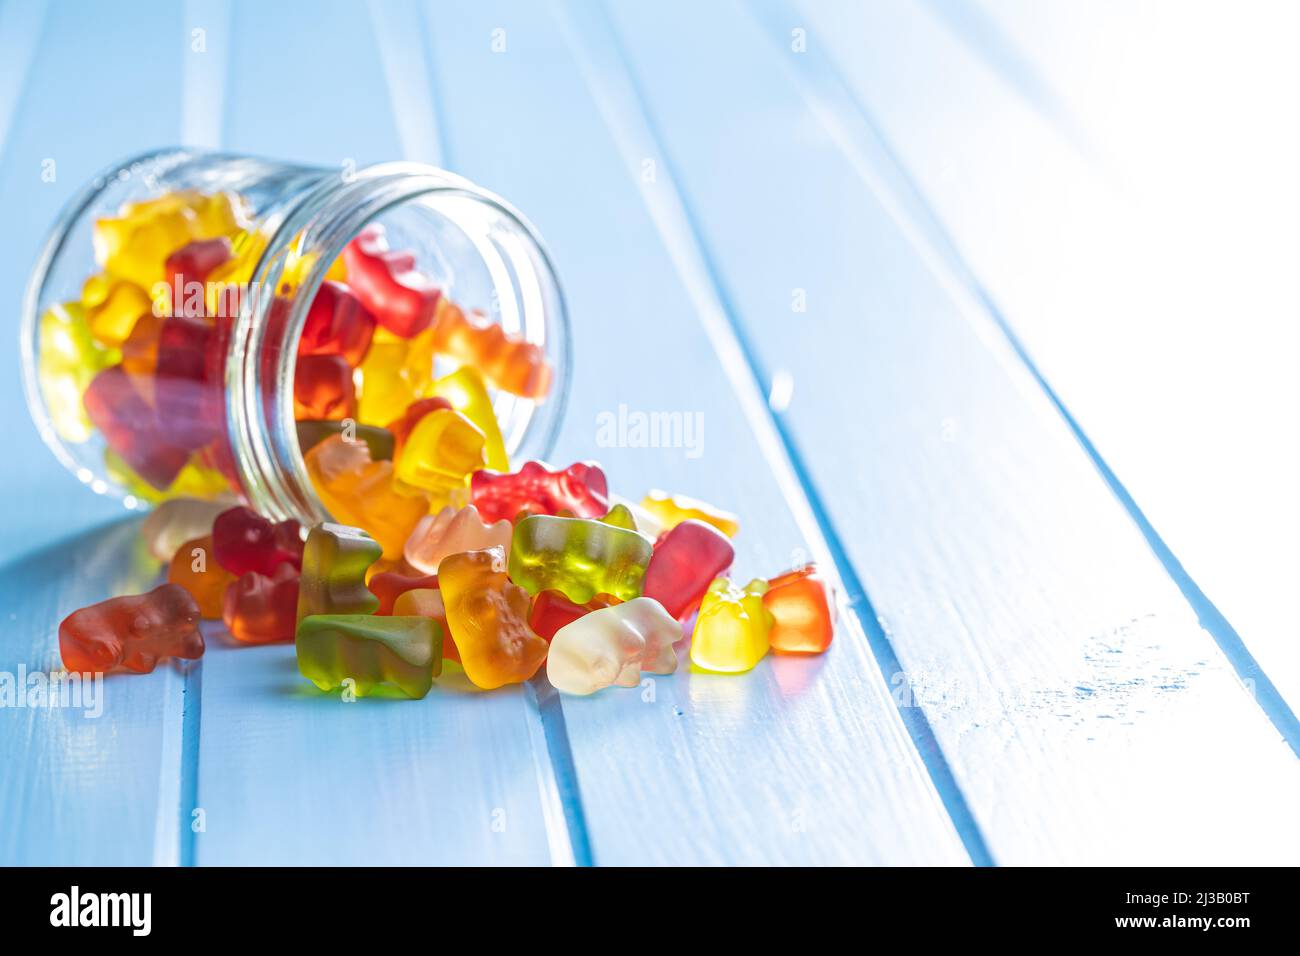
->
xmin=342 ymin=224 xmax=440 ymax=337
xmin=222 ymin=563 xmax=299 ymax=645
xmin=165 ymin=237 xmax=233 ymax=316
xmin=155 ymin=314 xmax=223 ymax=449
xmin=368 ymin=569 xmax=440 ymax=616
xmin=83 ymin=365 xmax=190 ymax=490
xmin=59 ymin=583 xmax=204 ymax=673
xmin=212 ymin=506 xmax=304 ymax=577
xmin=385 ymin=396 xmax=452 ymax=458
xmin=470 ymin=461 xmax=609 ymax=523
xmin=293 ymin=354 xmax=356 ymax=421
xmin=642 ymin=519 xmax=735 ymax=620
xmin=528 ymin=590 xmax=619 ymax=642
xmin=298 ymin=280 xmax=376 ymax=366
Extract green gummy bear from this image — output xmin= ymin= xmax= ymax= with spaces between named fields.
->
xmin=599 ymin=503 xmax=638 ymax=532
xmin=297 ymin=523 xmax=382 ymax=625
xmin=296 ymin=614 xmax=442 ymax=699
xmin=508 ymin=515 xmax=652 ymax=603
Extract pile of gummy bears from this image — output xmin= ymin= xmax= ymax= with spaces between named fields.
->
xmin=50 ymin=189 xmax=834 ymax=697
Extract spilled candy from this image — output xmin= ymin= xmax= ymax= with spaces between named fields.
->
xmin=296 ymin=614 xmax=442 ymax=699
xmin=763 ymin=564 xmax=834 ymax=654
xmin=439 ymin=547 xmax=548 ymax=690
xmin=689 ymin=578 xmax=773 ymax=674
xmin=508 ymin=514 xmax=651 ymax=604
xmin=59 ymin=584 xmax=204 ymax=673
xmin=297 ymin=523 xmax=382 ymax=622
xmin=223 ymin=563 xmax=300 ymax=645
xmin=547 ymin=597 xmax=679 ymax=696
xmin=403 ymin=504 xmax=511 ymax=575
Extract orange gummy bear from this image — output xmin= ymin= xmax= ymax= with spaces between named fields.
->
xmin=438 ymin=546 xmax=548 ymax=690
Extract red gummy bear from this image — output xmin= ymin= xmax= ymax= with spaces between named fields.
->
xmin=59 ymin=583 xmax=204 ymax=673
xmin=528 ymin=590 xmax=619 ymax=642
xmin=155 ymin=314 xmax=223 ymax=449
xmin=212 ymin=507 xmax=304 ymax=577
xmin=222 ymin=563 xmax=299 ymax=644
xmin=298 ymin=280 xmax=376 ymax=366
xmin=293 ymin=354 xmax=357 ymax=421
xmin=342 ymin=224 xmax=440 ymax=337
xmin=368 ymin=569 xmax=440 ymax=615
xmin=385 ymin=396 xmax=452 ymax=458
xmin=165 ymin=237 xmax=233 ymax=316
xmin=83 ymin=365 xmax=190 ymax=490
xmin=642 ymin=519 xmax=735 ymax=620
xmin=470 ymin=461 xmax=609 ymax=523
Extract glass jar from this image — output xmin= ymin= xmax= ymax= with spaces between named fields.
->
xmin=20 ymin=148 xmax=570 ymax=526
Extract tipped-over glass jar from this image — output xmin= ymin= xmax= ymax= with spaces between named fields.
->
xmin=20 ymin=148 xmax=571 ymax=544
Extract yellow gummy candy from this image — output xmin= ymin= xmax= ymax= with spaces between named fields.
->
xmin=94 ymin=204 xmax=199 ymax=289
xmin=424 ymin=365 xmax=508 ymax=471
xmin=82 ymin=274 xmax=152 ymax=349
xmin=689 ymin=578 xmax=772 ymax=673
xmin=640 ymin=490 xmax=740 ymax=539
xmin=38 ymin=302 xmax=118 ymax=443
xmin=394 ymin=409 xmax=486 ymax=497
xmin=357 ymin=334 xmax=420 ymax=425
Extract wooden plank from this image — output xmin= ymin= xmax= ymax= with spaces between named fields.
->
xmin=0 ymin=1 xmax=193 ymax=866
xmin=186 ymin=0 xmax=562 ymax=865
xmin=598 ymin=0 xmax=1300 ymax=863
xmin=423 ymin=0 xmax=971 ymax=865
xmin=792 ymin=0 xmax=1300 ymax=719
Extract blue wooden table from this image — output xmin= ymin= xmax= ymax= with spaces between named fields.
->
xmin=2 ymin=0 xmax=1297 ymax=866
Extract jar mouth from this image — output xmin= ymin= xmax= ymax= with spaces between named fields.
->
xmin=231 ymin=162 xmax=572 ymax=523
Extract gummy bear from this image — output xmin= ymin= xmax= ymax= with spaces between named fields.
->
xmin=212 ymin=506 xmax=304 ymax=577
xmin=83 ymin=365 xmax=190 ymax=490
xmin=689 ymin=578 xmax=772 ymax=674
xmin=642 ymin=519 xmax=735 ymax=620
xmin=392 ymin=408 xmax=486 ymax=497
xmin=342 ymin=224 xmax=440 ymax=338
xmin=296 ymin=614 xmax=442 ymax=699
xmin=385 ymin=396 xmax=452 ymax=458
xmin=140 ymin=496 xmax=232 ymax=562
xmin=471 ymin=460 xmax=608 ymax=523
xmin=155 ymin=315 xmax=223 ymax=449
xmin=403 ymin=505 xmax=511 ymax=575
xmin=82 ymin=274 xmax=152 ymax=349
xmin=164 ymin=237 xmax=234 ymax=317
xmin=167 ymin=533 xmax=236 ymax=619
xmin=356 ymin=334 xmax=421 ymax=425
xmin=429 ymin=300 xmax=551 ymax=398
xmin=297 ymin=523 xmax=382 ymax=623
xmin=94 ymin=200 xmax=199 ymax=290
xmin=390 ymin=588 xmax=458 ymax=662
xmin=439 ymin=546 xmax=548 ymax=690
xmin=38 ymin=301 xmax=118 ymax=444
xmin=763 ymin=564 xmax=834 ymax=654
xmin=640 ymin=490 xmax=739 ymax=539
xmin=293 ymin=354 xmax=357 ymax=421
xmin=368 ymin=569 xmax=440 ymax=615
xmin=528 ymin=590 xmax=620 ymax=642
xmin=303 ymin=435 xmax=426 ymax=560
xmin=547 ymin=597 xmax=680 ymax=695
xmin=222 ymin=563 xmax=300 ymax=644
xmin=422 ymin=366 xmax=509 ymax=471
xmin=297 ymin=280 xmax=376 ymax=366
xmin=509 ymin=515 xmax=652 ymax=604
xmin=59 ymin=583 xmax=204 ymax=673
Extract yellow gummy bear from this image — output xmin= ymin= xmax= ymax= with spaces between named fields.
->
xmin=94 ymin=204 xmax=199 ymax=289
xmin=424 ymin=365 xmax=508 ymax=471
xmin=104 ymin=449 xmax=231 ymax=503
xmin=640 ymin=490 xmax=740 ymax=538
xmin=394 ymin=408 xmax=486 ymax=498
xmin=81 ymin=274 xmax=152 ymax=349
xmin=38 ymin=301 xmax=118 ymax=443
xmin=356 ymin=332 xmax=422 ymax=426
xmin=689 ymin=578 xmax=772 ymax=674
